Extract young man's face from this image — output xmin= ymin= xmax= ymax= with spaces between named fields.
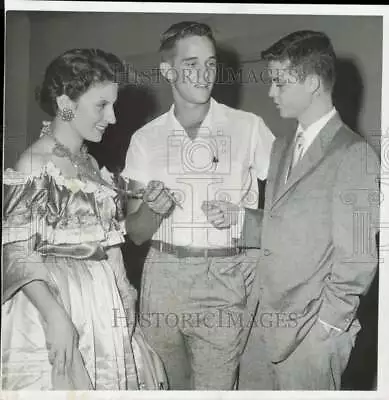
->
xmin=168 ymin=35 xmax=217 ymax=106
xmin=267 ymin=59 xmax=312 ymax=119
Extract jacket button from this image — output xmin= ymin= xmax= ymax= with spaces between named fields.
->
xmin=264 ymin=249 xmax=271 ymax=256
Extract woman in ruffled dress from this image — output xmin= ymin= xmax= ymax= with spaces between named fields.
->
xmin=2 ymin=48 xmax=174 ymax=390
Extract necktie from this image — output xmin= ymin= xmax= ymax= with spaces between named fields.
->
xmin=286 ymin=131 xmax=305 ymax=182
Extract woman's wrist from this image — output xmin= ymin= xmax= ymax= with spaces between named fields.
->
xmin=22 ymin=280 xmax=65 ymax=323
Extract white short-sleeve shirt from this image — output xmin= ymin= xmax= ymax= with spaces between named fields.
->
xmin=122 ymin=98 xmax=274 ymax=248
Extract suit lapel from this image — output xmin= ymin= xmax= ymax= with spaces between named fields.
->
xmin=268 ymin=134 xmax=294 ymax=206
xmin=271 ymin=113 xmax=343 ymax=208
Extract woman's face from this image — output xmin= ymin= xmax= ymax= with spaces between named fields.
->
xmin=70 ymin=81 xmax=118 ymax=143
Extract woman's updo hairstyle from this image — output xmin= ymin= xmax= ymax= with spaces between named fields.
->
xmin=38 ymin=48 xmax=127 ymax=117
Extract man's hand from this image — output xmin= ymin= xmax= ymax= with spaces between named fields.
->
xmin=202 ymin=200 xmax=242 ymax=229
xmin=143 ymin=180 xmax=176 ymax=217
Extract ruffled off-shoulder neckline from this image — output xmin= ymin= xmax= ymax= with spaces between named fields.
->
xmin=3 ymin=161 xmax=117 ymax=197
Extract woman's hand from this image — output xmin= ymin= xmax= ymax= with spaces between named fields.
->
xmin=45 ymin=308 xmax=80 ymax=375
xmin=22 ymin=280 xmax=80 ymax=377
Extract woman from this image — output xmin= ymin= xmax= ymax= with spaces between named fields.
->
xmin=2 ymin=48 xmax=173 ymax=390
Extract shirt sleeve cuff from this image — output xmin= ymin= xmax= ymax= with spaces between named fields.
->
xmin=231 ymin=206 xmax=246 ymax=239
xmin=318 ymin=318 xmax=343 ymax=333
xmin=120 ymin=168 xmax=149 ymax=185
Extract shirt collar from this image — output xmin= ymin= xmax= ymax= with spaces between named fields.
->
xmin=169 ymin=98 xmax=216 ymax=135
xmin=296 ymin=107 xmax=337 ymax=154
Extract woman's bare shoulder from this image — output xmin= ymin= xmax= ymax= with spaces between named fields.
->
xmin=15 ymin=136 xmax=55 ymax=174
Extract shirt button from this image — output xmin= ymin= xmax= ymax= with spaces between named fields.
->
xmin=264 ymin=249 xmax=271 ymax=256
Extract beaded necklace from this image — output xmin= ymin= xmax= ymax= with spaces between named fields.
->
xmin=40 ymin=121 xmax=142 ymax=198
xmin=51 ymin=134 xmax=108 ymax=186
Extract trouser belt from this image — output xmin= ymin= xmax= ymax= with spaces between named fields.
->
xmin=151 ymin=240 xmax=242 ymax=258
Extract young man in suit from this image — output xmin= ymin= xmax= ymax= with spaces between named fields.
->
xmin=121 ymin=21 xmax=274 ymax=389
xmin=204 ymin=30 xmax=380 ymax=390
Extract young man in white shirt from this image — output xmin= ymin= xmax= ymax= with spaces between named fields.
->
xmin=121 ymin=21 xmax=274 ymax=389
xmin=204 ymin=30 xmax=380 ymax=390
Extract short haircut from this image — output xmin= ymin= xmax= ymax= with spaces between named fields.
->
xmin=261 ymin=30 xmax=336 ymax=90
xmin=38 ymin=48 xmax=126 ymax=116
xmin=159 ymin=21 xmax=216 ymax=62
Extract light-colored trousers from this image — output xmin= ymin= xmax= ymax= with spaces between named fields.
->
xmin=139 ymin=247 xmax=259 ymax=390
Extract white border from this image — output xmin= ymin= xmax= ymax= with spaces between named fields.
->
xmin=378 ymin=2 xmax=389 ymax=399
xmin=2 ymin=1 xmax=388 ymax=15
xmin=2 ymin=2 xmax=389 ymax=400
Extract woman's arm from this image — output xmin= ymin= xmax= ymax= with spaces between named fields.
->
xmin=22 ymin=281 xmax=64 ymax=322
xmin=23 ymin=281 xmax=79 ymax=375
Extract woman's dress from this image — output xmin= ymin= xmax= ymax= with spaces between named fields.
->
xmin=2 ymin=161 xmax=166 ymax=390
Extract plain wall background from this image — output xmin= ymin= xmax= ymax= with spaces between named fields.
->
xmin=4 ymin=12 xmax=31 ymax=168
xmin=4 ymin=11 xmax=382 ymax=169
xmin=3 ymin=11 xmax=382 ymax=390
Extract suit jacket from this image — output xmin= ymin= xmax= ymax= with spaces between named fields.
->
xmin=240 ymin=112 xmax=380 ymax=363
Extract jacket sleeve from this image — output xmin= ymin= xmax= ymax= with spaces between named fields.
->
xmin=318 ymin=141 xmax=380 ymax=331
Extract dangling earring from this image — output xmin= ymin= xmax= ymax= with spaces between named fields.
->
xmin=59 ymin=108 xmax=75 ymax=121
